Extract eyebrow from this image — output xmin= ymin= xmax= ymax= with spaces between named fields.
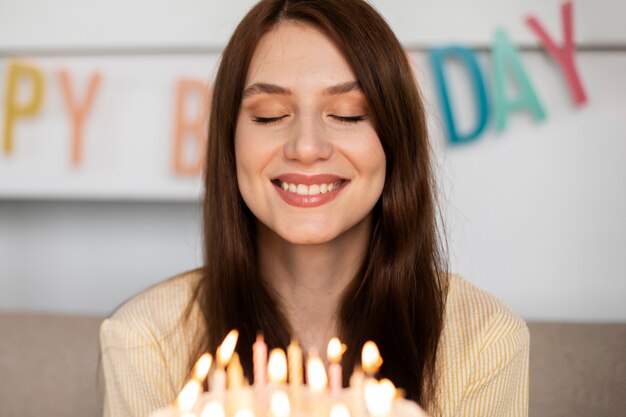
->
xmin=241 ymin=80 xmax=362 ymax=99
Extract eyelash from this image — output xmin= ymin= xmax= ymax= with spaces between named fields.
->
xmin=252 ymin=116 xmax=287 ymax=125
xmin=334 ymin=115 xmax=367 ymax=124
xmin=252 ymin=115 xmax=366 ymax=125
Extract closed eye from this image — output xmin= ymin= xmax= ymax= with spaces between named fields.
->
xmin=253 ymin=115 xmax=289 ymax=125
xmin=331 ymin=115 xmax=367 ymax=124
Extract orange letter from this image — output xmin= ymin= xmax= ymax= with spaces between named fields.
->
xmin=173 ymin=79 xmax=211 ymax=175
xmin=58 ymin=70 xmax=102 ymax=166
xmin=3 ymin=60 xmax=45 ymax=154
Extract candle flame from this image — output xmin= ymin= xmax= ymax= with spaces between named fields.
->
xmin=234 ymin=408 xmax=255 ymax=417
xmin=177 ymin=379 xmax=202 ymax=411
xmin=201 ymin=401 xmax=225 ymax=417
xmin=306 ymin=353 xmax=328 ymax=393
xmin=268 ymin=348 xmax=288 ymax=384
xmin=326 ymin=337 xmax=345 ymax=363
xmin=270 ymin=390 xmax=291 ymax=417
xmin=361 ymin=341 xmax=383 ymax=374
xmin=193 ymin=353 xmax=213 ymax=381
xmin=217 ymin=329 xmax=239 ymax=367
xmin=330 ymin=403 xmax=351 ymax=417
xmin=364 ymin=378 xmax=395 ymax=417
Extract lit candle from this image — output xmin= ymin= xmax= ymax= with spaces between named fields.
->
xmin=234 ymin=408 xmax=255 ymax=417
xmin=268 ymin=348 xmax=288 ymax=385
xmin=287 ymin=340 xmax=303 ymax=408
xmin=270 ymin=390 xmax=291 ymax=417
xmin=226 ymin=353 xmax=246 ymax=417
xmin=253 ymin=334 xmax=268 ymax=389
xmin=287 ymin=341 xmax=303 ymax=385
xmin=307 ymin=350 xmax=329 ymax=417
xmin=326 ymin=338 xmax=344 ymax=398
xmin=330 ymin=403 xmax=351 ymax=417
xmin=212 ymin=329 xmax=239 ymax=399
xmin=177 ymin=379 xmax=202 ymax=413
xmin=306 ymin=350 xmax=328 ymax=393
xmin=349 ymin=367 xmax=365 ymax=417
xmin=364 ymin=378 xmax=395 ymax=417
xmin=267 ymin=348 xmax=288 ymax=412
xmin=201 ymin=401 xmax=226 ymax=417
xmin=361 ymin=341 xmax=382 ymax=377
xmin=227 ymin=353 xmax=245 ymax=389
xmin=193 ymin=353 xmax=213 ymax=383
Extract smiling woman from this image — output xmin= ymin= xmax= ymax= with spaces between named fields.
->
xmin=100 ymin=1 xmax=529 ymax=417
xmin=235 ymin=21 xmax=385 ymax=245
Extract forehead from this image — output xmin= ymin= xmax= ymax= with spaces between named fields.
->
xmin=245 ymin=21 xmax=356 ymax=89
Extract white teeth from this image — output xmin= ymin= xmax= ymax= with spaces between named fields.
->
xmin=279 ymin=181 xmax=341 ymax=195
xmin=308 ymin=184 xmax=320 ymax=195
xmin=296 ymin=184 xmax=308 ymax=195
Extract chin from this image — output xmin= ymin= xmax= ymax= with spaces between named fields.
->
xmin=276 ymin=225 xmax=339 ymax=246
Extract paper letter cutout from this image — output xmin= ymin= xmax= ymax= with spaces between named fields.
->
xmin=173 ymin=79 xmax=211 ymax=175
xmin=526 ymin=1 xmax=587 ymax=105
xmin=3 ymin=61 xmax=45 ymax=154
xmin=492 ymin=29 xmax=546 ymax=131
xmin=429 ymin=46 xmax=489 ymax=144
xmin=58 ymin=70 xmax=102 ymax=166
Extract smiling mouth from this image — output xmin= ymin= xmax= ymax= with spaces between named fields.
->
xmin=270 ymin=179 xmax=346 ymax=196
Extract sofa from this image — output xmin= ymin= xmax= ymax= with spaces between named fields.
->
xmin=0 ymin=313 xmax=624 ymax=417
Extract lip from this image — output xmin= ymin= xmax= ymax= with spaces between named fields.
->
xmin=272 ymin=173 xmax=346 ymax=185
xmin=271 ymin=173 xmax=349 ymax=208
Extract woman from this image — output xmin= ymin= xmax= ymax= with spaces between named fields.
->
xmin=100 ymin=1 xmax=529 ymax=416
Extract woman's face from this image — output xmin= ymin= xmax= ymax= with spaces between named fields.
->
xmin=235 ymin=21 xmax=386 ymax=245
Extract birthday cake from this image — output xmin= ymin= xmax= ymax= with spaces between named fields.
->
xmin=149 ymin=331 xmax=429 ymax=417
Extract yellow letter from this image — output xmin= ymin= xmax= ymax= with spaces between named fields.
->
xmin=3 ymin=60 xmax=45 ymax=154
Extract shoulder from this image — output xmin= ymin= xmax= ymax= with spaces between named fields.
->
xmin=100 ymin=269 xmax=203 ymax=350
xmin=434 ymin=274 xmax=529 ymax=414
xmin=437 ymin=274 xmax=529 ymax=388
xmin=443 ymin=273 xmax=528 ymax=345
xmin=435 ymin=274 xmax=530 ymax=416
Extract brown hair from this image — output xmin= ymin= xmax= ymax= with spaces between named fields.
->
xmin=191 ymin=0 xmax=448 ymax=410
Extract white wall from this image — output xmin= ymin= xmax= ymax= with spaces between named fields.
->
xmin=1 ymin=0 xmax=625 ymax=320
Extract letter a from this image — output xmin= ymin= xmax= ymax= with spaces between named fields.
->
xmin=492 ymin=29 xmax=546 ymax=131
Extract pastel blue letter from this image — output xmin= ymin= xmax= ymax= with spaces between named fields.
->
xmin=492 ymin=29 xmax=547 ymax=131
xmin=429 ymin=46 xmax=489 ymax=145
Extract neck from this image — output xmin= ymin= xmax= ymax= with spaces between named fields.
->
xmin=257 ymin=217 xmax=371 ymax=355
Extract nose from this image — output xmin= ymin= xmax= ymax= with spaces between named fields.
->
xmin=283 ymin=114 xmax=332 ymax=164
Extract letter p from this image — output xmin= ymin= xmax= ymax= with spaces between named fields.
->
xmin=3 ymin=61 xmax=45 ymax=154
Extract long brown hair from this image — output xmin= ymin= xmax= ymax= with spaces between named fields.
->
xmin=191 ymin=0 xmax=448 ymax=410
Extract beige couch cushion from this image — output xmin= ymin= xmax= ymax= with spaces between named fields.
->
xmin=0 ymin=312 xmax=103 ymax=417
xmin=528 ymin=322 xmax=626 ymax=417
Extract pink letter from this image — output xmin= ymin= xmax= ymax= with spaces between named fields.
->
xmin=58 ymin=70 xmax=102 ymax=166
xmin=526 ymin=1 xmax=587 ymax=105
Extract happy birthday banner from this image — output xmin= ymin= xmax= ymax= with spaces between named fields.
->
xmin=0 ymin=2 xmax=590 ymax=200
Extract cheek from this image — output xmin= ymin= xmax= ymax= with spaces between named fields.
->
xmin=234 ymin=129 xmax=276 ymax=194
xmin=346 ymin=131 xmax=386 ymax=179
